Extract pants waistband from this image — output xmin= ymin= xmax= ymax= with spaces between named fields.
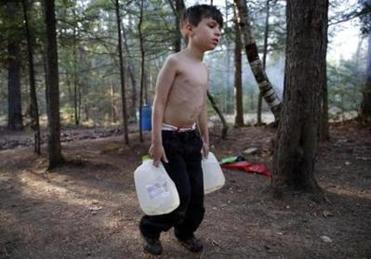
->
xmin=162 ymin=123 xmax=196 ymax=132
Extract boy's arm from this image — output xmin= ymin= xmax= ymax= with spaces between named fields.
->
xmin=198 ymin=68 xmax=210 ymax=158
xmin=198 ymin=95 xmax=209 ymax=158
xmin=150 ymin=55 xmax=177 ymax=166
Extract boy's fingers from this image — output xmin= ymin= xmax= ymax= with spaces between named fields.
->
xmin=203 ymin=146 xmax=209 ymax=158
xmin=163 ymin=152 xmax=169 ymax=163
xmin=153 ymin=159 xmax=160 ymax=167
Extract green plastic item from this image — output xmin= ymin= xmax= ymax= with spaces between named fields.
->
xmin=142 ymin=155 xmax=151 ymax=162
xmin=220 ymin=156 xmax=238 ymax=165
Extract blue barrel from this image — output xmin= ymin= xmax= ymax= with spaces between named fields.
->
xmin=140 ymin=104 xmax=152 ymax=131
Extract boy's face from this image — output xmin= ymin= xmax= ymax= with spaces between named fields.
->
xmin=185 ymin=17 xmax=222 ymax=51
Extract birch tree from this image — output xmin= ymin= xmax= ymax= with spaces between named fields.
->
xmin=234 ymin=0 xmax=282 ymax=121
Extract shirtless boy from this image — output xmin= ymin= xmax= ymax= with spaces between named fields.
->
xmin=139 ymin=5 xmax=223 ymax=256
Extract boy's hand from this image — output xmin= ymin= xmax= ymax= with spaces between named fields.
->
xmin=202 ymin=142 xmax=209 ymax=159
xmin=149 ymin=144 xmax=169 ymax=167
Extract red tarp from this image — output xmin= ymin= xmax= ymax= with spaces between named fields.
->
xmin=221 ymin=161 xmax=272 ymax=178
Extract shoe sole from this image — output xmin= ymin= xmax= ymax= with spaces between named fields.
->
xmin=177 ymin=240 xmax=203 ymax=253
xmin=143 ymin=247 xmax=162 ymax=256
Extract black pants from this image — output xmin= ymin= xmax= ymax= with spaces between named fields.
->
xmin=139 ymin=130 xmax=205 ymax=240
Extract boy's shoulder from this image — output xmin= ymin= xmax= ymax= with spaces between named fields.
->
xmin=166 ymin=52 xmax=183 ymax=63
xmin=165 ymin=51 xmax=208 ymax=70
xmin=163 ymin=53 xmax=181 ymax=69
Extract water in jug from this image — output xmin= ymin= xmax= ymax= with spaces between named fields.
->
xmin=202 ymin=152 xmax=225 ymax=194
xmin=134 ymin=160 xmax=180 ymax=215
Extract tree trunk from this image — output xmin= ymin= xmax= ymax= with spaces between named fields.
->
xmin=257 ymin=0 xmax=271 ymax=126
xmin=77 ymin=49 xmax=82 ymax=125
xmin=44 ymin=0 xmax=64 ymax=169
xmin=320 ymin=75 xmax=330 ymax=141
xmin=168 ymin=0 xmax=186 ymax=52
xmin=122 ymin=21 xmax=137 ymax=121
xmin=110 ymin=82 xmax=117 ymax=123
xmin=7 ymin=2 xmax=23 ymax=131
xmin=208 ymin=91 xmax=228 ymax=139
xmin=359 ymin=31 xmax=371 ymax=125
xmin=138 ymin=0 xmax=145 ymax=142
xmin=22 ymin=0 xmax=41 ymax=154
xmin=234 ymin=12 xmax=244 ymax=127
xmin=115 ymin=0 xmax=129 ymax=144
xmin=319 ymin=0 xmax=331 ymax=140
xmin=72 ymin=9 xmax=80 ymax=126
xmin=43 ymin=52 xmax=49 ymax=110
xmin=234 ymin=0 xmax=282 ymax=121
xmin=272 ymin=0 xmax=328 ymax=194
xmin=354 ymin=37 xmax=364 ymax=68
xmin=144 ymin=70 xmax=149 ymax=105
xmin=225 ymin=0 xmax=232 ymax=115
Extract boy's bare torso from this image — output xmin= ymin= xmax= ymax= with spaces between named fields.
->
xmin=163 ymin=51 xmax=208 ymax=128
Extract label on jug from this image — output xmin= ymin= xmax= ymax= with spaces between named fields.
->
xmin=145 ymin=178 xmax=170 ymax=200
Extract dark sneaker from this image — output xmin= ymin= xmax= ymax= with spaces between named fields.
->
xmin=177 ymin=236 xmax=203 ymax=253
xmin=142 ymin=235 xmax=163 ymax=256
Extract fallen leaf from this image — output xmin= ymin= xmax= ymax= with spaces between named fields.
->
xmin=89 ymin=205 xmax=102 ymax=212
xmin=322 ymin=210 xmax=334 ymax=218
xmin=320 ymin=235 xmax=333 ymax=243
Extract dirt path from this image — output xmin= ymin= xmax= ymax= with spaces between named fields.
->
xmin=0 ymin=123 xmax=370 ymax=258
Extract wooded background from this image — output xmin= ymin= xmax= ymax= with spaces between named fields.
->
xmin=0 ymin=0 xmax=370 ymax=191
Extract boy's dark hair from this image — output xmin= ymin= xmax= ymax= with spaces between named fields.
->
xmin=181 ymin=4 xmax=223 ymax=29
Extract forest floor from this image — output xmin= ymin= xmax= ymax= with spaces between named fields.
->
xmin=0 ymin=121 xmax=370 ymax=258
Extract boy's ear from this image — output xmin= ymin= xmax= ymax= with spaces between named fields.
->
xmin=181 ymin=22 xmax=193 ymax=38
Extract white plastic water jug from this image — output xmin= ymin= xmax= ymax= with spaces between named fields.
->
xmin=202 ymin=152 xmax=225 ymax=194
xmin=134 ymin=160 xmax=180 ymax=215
